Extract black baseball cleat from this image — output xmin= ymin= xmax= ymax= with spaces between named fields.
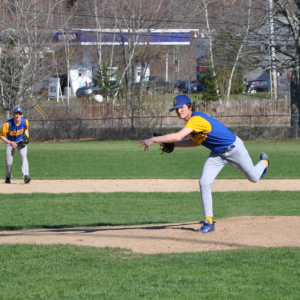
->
xmin=5 ymin=177 xmax=11 ymax=184
xmin=24 ymin=175 xmax=31 ymax=184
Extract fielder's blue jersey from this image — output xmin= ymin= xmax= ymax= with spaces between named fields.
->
xmin=185 ymin=112 xmax=236 ymax=152
xmin=0 ymin=118 xmax=28 ymax=142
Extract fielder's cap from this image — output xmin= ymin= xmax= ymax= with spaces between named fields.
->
xmin=13 ymin=107 xmax=23 ymax=114
xmin=169 ymin=95 xmax=192 ymax=112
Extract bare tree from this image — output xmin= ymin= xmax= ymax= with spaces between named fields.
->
xmin=224 ymin=0 xmax=253 ymax=104
xmin=201 ymin=0 xmax=220 ymax=95
xmin=0 ymin=0 xmax=75 ymax=118
xmin=245 ymin=0 xmax=299 ymax=123
xmin=107 ymin=0 xmax=197 ymax=118
xmin=272 ymin=0 xmax=300 ymax=125
xmin=197 ymin=0 xmax=264 ymax=104
xmin=75 ymin=0 xmax=201 ymax=112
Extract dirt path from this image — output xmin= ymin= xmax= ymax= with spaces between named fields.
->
xmin=1 ymin=179 xmax=299 ymax=254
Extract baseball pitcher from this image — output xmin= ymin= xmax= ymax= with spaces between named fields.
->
xmin=139 ymin=95 xmax=270 ymax=234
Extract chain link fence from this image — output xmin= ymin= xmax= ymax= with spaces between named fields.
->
xmin=0 ymin=114 xmax=299 ymax=141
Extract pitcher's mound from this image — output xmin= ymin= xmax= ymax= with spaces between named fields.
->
xmin=1 ymin=216 xmax=299 ymax=254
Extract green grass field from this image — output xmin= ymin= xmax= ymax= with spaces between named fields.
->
xmin=0 ymin=140 xmax=300 ymax=299
xmin=1 ymin=245 xmax=299 ymax=300
xmin=1 ymin=140 xmax=299 ymax=179
xmin=0 ymin=191 xmax=299 ymax=230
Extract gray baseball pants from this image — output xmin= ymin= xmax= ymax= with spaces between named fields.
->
xmin=199 ymin=136 xmax=267 ymax=217
xmin=5 ymin=143 xmax=29 ymax=178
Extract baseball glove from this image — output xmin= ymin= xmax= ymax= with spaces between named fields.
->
xmin=153 ymin=133 xmax=174 ymax=154
xmin=21 ymin=135 xmax=30 ymax=145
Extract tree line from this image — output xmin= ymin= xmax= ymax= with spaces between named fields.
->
xmin=0 ymin=0 xmax=299 ymax=126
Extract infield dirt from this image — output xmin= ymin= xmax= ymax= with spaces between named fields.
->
xmin=1 ymin=179 xmax=299 ymax=254
xmin=1 ymin=178 xmax=300 ymax=193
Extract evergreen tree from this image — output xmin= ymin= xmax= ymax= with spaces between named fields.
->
xmin=94 ymin=62 xmax=117 ymax=102
xmin=201 ymin=68 xmax=219 ymax=101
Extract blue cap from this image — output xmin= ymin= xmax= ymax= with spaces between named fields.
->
xmin=13 ymin=107 xmax=23 ymax=114
xmin=169 ymin=95 xmax=192 ymax=112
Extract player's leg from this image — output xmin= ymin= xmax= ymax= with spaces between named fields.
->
xmin=224 ymin=136 xmax=267 ymax=182
xmin=17 ymin=144 xmax=31 ymax=183
xmin=198 ymin=153 xmax=227 ymax=233
xmin=5 ymin=143 xmax=15 ymax=183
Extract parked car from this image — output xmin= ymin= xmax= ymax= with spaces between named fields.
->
xmin=176 ymin=80 xmax=198 ymax=93
xmin=174 ymin=80 xmax=192 ymax=93
xmin=245 ymin=80 xmax=269 ymax=94
xmin=76 ymin=81 xmax=119 ymax=98
xmin=173 ymin=80 xmax=187 ymax=94
xmin=190 ymin=82 xmax=197 ymax=93
xmin=136 ymin=75 xmax=186 ymax=94
xmin=76 ymin=81 xmax=100 ymax=98
xmin=137 ymin=75 xmax=169 ymax=94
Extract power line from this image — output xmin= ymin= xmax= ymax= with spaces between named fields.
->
xmin=3 ymin=6 xmax=266 ymax=27
xmin=0 ymin=8 xmax=294 ymax=42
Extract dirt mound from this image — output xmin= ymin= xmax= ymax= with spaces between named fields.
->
xmin=1 ymin=216 xmax=299 ymax=254
xmin=1 ymin=179 xmax=299 ymax=253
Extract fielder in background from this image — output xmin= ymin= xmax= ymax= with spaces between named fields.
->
xmin=0 ymin=107 xmax=31 ymax=184
xmin=138 ymin=95 xmax=270 ymax=234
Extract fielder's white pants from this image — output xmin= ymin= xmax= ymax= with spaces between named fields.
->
xmin=5 ymin=143 xmax=30 ymax=178
xmin=199 ymin=136 xmax=266 ymax=217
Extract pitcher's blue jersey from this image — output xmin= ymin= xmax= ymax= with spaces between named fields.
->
xmin=0 ymin=118 xmax=28 ymax=142
xmin=185 ymin=112 xmax=236 ymax=152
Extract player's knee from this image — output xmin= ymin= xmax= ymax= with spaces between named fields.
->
xmin=199 ymin=178 xmax=213 ymax=189
xmin=250 ymin=178 xmax=259 ymax=183
xmin=247 ymin=175 xmax=259 ymax=183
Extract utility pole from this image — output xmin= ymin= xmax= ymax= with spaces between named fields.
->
xmin=269 ymin=0 xmax=277 ymax=99
xmin=268 ymin=45 xmax=273 ymax=99
xmin=166 ymin=53 xmax=168 ymax=82
xmin=173 ymin=46 xmax=180 ymax=80
xmin=267 ymin=0 xmax=273 ymax=99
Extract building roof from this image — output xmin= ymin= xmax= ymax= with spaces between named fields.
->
xmin=54 ymin=29 xmax=199 ymax=46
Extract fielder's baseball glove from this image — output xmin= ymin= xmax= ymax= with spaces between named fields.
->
xmin=21 ymin=135 xmax=30 ymax=145
xmin=153 ymin=133 xmax=174 ymax=154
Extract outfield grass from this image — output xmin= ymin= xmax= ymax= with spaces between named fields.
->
xmin=0 ymin=191 xmax=299 ymax=230
xmin=1 ymin=140 xmax=299 ymax=299
xmin=1 ymin=140 xmax=299 ymax=179
xmin=1 ymin=245 xmax=300 ymax=300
